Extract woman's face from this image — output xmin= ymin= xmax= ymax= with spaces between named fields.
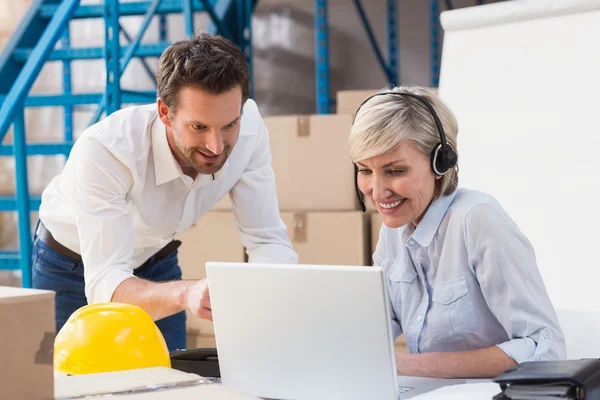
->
xmin=356 ymin=142 xmax=439 ymax=228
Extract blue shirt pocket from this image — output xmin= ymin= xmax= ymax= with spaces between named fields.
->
xmin=388 ymin=261 xmax=418 ymax=310
xmin=430 ymin=276 xmax=477 ymax=343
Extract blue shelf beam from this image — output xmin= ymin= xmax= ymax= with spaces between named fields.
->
xmin=386 ymin=0 xmax=398 ymax=85
xmin=119 ymin=0 xmax=162 ymax=73
xmin=352 ymin=0 xmax=395 ymax=85
xmin=429 ymin=0 xmax=441 ymax=87
xmin=234 ymin=0 xmax=253 ymax=94
xmin=201 ymin=0 xmax=232 ymax=39
xmin=0 ymin=91 xmax=157 ymax=107
xmin=314 ymin=0 xmax=330 ymax=114
xmin=0 ymin=143 xmax=74 ymax=157
xmin=159 ymin=15 xmax=168 ymax=41
xmin=13 ymin=108 xmax=32 ymax=288
xmin=62 ymin=29 xmax=73 ymax=142
xmin=103 ymin=0 xmax=122 ymax=118
xmin=13 ymin=42 xmax=170 ymax=62
xmin=119 ymin=24 xmax=157 ymax=87
xmin=0 ymin=251 xmax=20 ymax=270
xmin=236 ymin=0 xmax=245 ymax=49
xmin=0 ymin=196 xmax=42 ymax=212
xmin=184 ymin=0 xmax=195 ymax=37
xmin=92 ymin=0 xmax=161 ymax=123
xmin=39 ymin=0 xmax=207 ymax=20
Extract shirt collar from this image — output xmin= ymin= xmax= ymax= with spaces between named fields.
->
xmin=192 ymin=159 xmax=230 ymax=188
xmin=408 ymin=190 xmax=459 ymax=247
xmin=151 ymin=115 xmax=182 ymax=186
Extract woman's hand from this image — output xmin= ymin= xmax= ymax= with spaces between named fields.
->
xmin=395 ymin=347 xmax=517 ymax=379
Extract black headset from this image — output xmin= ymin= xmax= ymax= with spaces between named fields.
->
xmin=352 ymin=91 xmax=458 ymax=212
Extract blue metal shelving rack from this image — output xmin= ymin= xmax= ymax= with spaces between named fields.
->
xmin=314 ymin=0 xmax=399 ymax=115
xmin=0 ymin=0 xmax=258 ymax=287
xmin=314 ymin=0 xmax=500 ymax=114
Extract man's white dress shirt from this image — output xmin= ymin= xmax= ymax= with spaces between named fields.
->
xmin=39 ymin=100 xmax=298 ymax=304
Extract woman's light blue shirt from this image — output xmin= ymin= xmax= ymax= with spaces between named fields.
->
xmin=373 ymin=188 xmax=566 ymax=363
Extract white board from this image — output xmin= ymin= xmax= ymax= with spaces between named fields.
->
xmin=438 ymin=0 xmax=600 ymax=312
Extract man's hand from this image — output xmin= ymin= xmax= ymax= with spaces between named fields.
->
xmin=184 ymin=278 xmax=213 ymax=321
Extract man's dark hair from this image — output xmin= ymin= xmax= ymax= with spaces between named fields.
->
xmin=157 ymin=33 xmax=250 ymax=112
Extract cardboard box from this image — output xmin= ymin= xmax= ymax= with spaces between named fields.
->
xmin=336 ymin=88 xmax=439 ymax=116
xmin=280 ymin=211 xmax=369 ymax=266
xmin=176 ymin=212 xmax=245 ymax=280
xmin=336 ymin=89 xmax=379 ymax=115
xmin=0 ymin=286 xmax=54 ymax=400
xmin=176 ymin=212 xmax=245 ymax=336
xmin=187 ymin=333 xmax=217 ymax=350
xmin=266 ymin=114 xmax=358 ymax=211
xmin=395 ymin=335 xmax=408 ymax=353
xmin=0 ymin=271 xmax=20 ymax=287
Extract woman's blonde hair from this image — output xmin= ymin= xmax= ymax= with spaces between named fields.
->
xmin=348 ymin=85 xmax=459 ymax=197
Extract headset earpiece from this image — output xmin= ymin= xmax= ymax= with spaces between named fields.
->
xmin=430 ymin=142 xmax=458 ymax=176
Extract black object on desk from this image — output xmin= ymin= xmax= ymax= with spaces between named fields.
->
xmin=493 ymin=359 xmax=600 ymax=399
xmin=170 ymin=348 xmax=221 ymax=378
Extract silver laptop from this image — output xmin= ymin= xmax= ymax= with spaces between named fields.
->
xmin=206 ymin=262 xmax=464 ymax=399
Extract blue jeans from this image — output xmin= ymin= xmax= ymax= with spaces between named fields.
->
xmin=31 ymin=235 xmax=187 ymax=352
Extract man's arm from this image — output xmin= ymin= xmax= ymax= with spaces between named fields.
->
xmin=229 ymin=104 xmax=298 ymax=264
xmin=112 ymin=277 xmax=212 ymax=321
xmin=395 ymin=346 xmax=516 ymax=378
xmin=72 ymin=137 xmax=212 ymax=321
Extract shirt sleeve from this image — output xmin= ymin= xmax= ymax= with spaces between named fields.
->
xmin=465 ymin=203 xmax=566 ymax=363
xmin=69 ymin=137 xmax=136 ymax=304
xmin=373 ymin=226 xmax=403 ymax=340
xmin=230 ymin=114 xmax=298 ymax=264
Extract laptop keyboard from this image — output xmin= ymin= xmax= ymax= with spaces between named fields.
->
xmin=398 ymin=386 xmax=414 ymax=394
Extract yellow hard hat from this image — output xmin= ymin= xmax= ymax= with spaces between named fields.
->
xmin=54 ymin=302 xmax=171 ymax=375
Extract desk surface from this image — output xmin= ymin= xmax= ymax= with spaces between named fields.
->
xmin=55 ymin=368 xmax=499 ymax=400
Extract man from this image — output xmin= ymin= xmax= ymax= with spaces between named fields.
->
xmin=32 ymin=33 xmax=298 ymax=351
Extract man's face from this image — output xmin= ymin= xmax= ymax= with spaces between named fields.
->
xmin=158 ymin=86 xmax=243 ymax=175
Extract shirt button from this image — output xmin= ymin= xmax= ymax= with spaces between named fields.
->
xmin=543 ymin=331 xmax=550 ymax=339
xmin=417 ymin=316 xmax=423 ymax=322
xmin=408 ymin=240 xmax=416 ymax=246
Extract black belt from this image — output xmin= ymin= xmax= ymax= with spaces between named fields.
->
xmin=36 ymin=222 xmax=181 ymax=274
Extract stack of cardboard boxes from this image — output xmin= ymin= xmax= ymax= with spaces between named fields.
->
xmin=177 ymin=89 xmax=408 ymax=353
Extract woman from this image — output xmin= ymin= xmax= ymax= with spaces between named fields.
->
xmin=349 ymin=86 xmax=565 ymax=379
